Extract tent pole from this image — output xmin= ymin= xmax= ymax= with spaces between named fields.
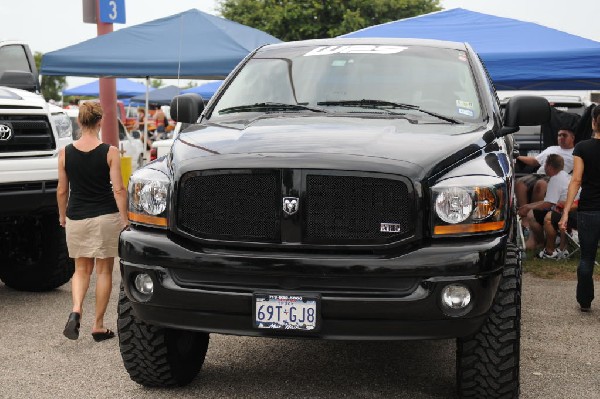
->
xmin=95 ymin=0 xmax=118 ymax=148
xmin=145 ymin=76 xmax=149 ymax=161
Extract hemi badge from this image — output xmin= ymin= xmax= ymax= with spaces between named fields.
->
xmin=380 ymin=223 xmax=402 ymax=233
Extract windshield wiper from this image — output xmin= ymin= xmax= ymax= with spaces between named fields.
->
xmin=317 ymin=99 xmax=463 ymax=124
xmin=219 ymin=102 xmax=327 ymax=114
xmin=318 ymin=99 xmax=418 ymax=109
xmin=412 ymin=107 xmax=463 ymax=124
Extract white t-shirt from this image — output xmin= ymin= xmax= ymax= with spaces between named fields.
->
xmin=535 ymin=146 xmax=574 ymax=174
xmin=544 ymin=170 xmax=571 ymax=204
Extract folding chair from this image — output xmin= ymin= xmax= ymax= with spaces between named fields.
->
xmin=563 ymin=228 xmax=600 ymax=266
xmin=562 ymin=229 xmax=580 ymax=259
xmin=515 ymin=214 xmax=527 ymax=257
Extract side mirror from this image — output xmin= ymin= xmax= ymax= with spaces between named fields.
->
xmin=170 ymin=93 xmax=204 ymax=124
xmin=500 ymin=95 xmax=551 ymax=136
xmin=0 ymin=71 xmax=38 ymax=92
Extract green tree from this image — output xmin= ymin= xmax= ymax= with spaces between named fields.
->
xmin=151 ymin=79 xmax=163 ymax=88
xmin=34 ymin=52 xmax=67 ymax=101
xmin=183 ymin=81 xmax=197 ymax=89
xmin=218 ymin=0 xmax=441 ymax=41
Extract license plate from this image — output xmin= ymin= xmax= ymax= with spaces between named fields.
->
xmin=253 ymin=294 xmax=318 ymax=331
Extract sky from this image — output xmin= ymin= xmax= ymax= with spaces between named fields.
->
xmin=3 ymin=0 xmax=600 ymax=90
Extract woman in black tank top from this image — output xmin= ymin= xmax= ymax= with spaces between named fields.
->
xmin=559 ymin=105 xmax=600 ymax=312
xmin=57 ymin=102 xmax=129 ymax=341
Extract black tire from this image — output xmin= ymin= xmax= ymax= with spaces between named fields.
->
xmin=456 ymin=243 xmax=521 ymax=398
xmin=0 ymin=213 xmax=74 ymax=291
xmin=117 ymin=286 xmax=210 ymax=387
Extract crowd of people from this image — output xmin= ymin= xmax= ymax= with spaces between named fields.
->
xmin=133 ymin=104 xmax=172 ymax=150
xmin=516 ymin=128 xmax=575 ymax=252
xmin=65 ymin=97 xmax=172 ymax=140
xmin=517 ymin=152 xmax=575 ymax=258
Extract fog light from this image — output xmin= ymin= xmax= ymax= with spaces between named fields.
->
xmin=134 ymin=273 xmax=154 ymax=295
xmin=441 ymin=284 xmax=471 ymax=310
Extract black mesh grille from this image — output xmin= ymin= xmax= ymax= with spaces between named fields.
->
xmin=305 ymin=175 xmax=412 ymax=241
xmin=0 ymin=115 xmax=54 ymax=152
xmin=171 ymin=267 xmax=420 ymax=295
xmin=178 ymin=171 xmax=281 ymax=241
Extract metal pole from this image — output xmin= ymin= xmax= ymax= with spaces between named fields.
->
xmin=145 ymin=76 xmax=149 ymax=160
xmin=96 ymin=0 xmax=118 ymax=147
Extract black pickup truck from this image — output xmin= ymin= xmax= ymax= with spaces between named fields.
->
xmin=118 ymin=38 xmax=550 ymax=397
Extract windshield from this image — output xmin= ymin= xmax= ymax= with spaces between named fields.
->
xmin=210 ymin=44 xmax=483 ymax=123
xmin=0 ymin=45 xmax=33 ymax=74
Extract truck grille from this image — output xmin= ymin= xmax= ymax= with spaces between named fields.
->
xmin=305 ymin=175 xmax=411 ymax=242
xmin=0 ymin=115 xmax=55 ymax=153
xmin=177 ymin=169 xmax=415 ymax=246
xmin=178 ymin=171 xmax=281 ymax=242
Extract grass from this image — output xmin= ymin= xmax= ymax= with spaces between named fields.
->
xmin=522 ymin=250 xmax=579 ymax=280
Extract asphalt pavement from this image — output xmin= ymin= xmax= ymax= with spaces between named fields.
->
xmin=0 ymin=265 xmax=598 ymax=399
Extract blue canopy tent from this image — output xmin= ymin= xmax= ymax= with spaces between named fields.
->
xmin=129 ymin=85 xmax=181 ymax=106
xmin=41 ymin=9 xmax=280 ymax=147
xmin=182 ymin=80 xmax=224 ymax=100
xmin=40 ymin=9 xmax=281 ymax=79
xmin=341 ymin=8 xmax=600 ymax=90
xmin=62 ymin=78 xmax=148 ymax=98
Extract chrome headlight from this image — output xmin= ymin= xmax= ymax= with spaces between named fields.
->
xmin=128 ymin=168 xmax=170 ymax=228
xmin=51 ymin=112 xmax=73 ymax=139
xmin=432 ymin=176 xmax=506 ymax=236
xmin=435 ymin=187 xmax=473 ymax=224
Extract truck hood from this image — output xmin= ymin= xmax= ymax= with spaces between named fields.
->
xmin=171 ymin=115 xmax=493 ymax=180
xmin=0 ymin=86 xmax=48 ymax=108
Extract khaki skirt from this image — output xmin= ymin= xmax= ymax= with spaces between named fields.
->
xmin=65 ymin=213 xmax=122 ymax=258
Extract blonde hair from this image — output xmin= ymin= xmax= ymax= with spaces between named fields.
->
xmin=78 ymin=102 xmax=103 ymax=129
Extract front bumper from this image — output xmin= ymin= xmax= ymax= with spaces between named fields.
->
xmin=120 ymin=228 xmax=507 ymax=340
xmin=0 ymin=154 xmax=59 ymax=183
xmin=0 ymin=180 xmax=58 ymax=216
xmin=0 ymin=155 xmax=60 ymax=216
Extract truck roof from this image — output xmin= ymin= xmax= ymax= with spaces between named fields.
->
xmin=260 ymin=37 xmax=469 ymax=52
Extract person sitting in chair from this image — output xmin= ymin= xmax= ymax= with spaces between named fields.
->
xmin=515 ymin=128 xmax=575 ymax=209
xmin=538 ymin=200 xmax=578 ymax=259
xmin=518 ymin=154 xmax=571 ymax=252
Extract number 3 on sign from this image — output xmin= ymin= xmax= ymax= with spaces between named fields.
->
xmin=108 ymin=1 xmax=117 ymax=20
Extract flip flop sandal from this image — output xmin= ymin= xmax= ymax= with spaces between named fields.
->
xmin=91 ymin=328 xmax=115 ymax=342
xmin=63 ymin=312 xmax=81 ymax=340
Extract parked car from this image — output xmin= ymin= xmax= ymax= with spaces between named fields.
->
xmin=66 ymin=108 xmax=144 ymax=170
xmin=122 ymin=104 xmax=141 ymax=132
xmin=149 ymin=121 xmax=186 ymax=161
xmin=149 ymin=138 xmax=173 ymax=161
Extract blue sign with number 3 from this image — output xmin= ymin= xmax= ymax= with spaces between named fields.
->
xmin=99 ymin=0 xmax=126 ymax=24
